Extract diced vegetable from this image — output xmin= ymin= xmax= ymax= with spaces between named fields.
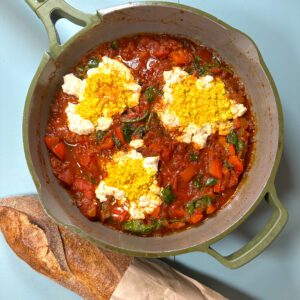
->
xmin=170 ymin=49 xmax=192 ymax=65
xmin=96 ymin=130 xmax=107 ymax=141
xmin=162 ymin=185 xmax=175 ymax=204
xmin=228 ymin=144 xmax=236 ymax=156
xmin=87 ymin=57 xmax=100 ymax=69
xmin=52 ymin=142 xmax=66 ymax=160
xmin=168 ymin=222 xmax=186 ymax=229
xmin=206 ymin=204 xmax=217 ymax=215
xmin=112 ymin=207 xmax=129 ymax=222
xmin=122 ymin=123 xmax=133 ymax=142
xmin=208 ymin=159 xmax=223 ymax=179
xmin=189 ymin=213 xmax=203 ymax=224
xmin=110 ymin=40 xmax=119 ymax=50
xmin=213 ymin=181 xmax=222 ymax=193
xmin=180 ymin=165 xmax=198 ymax=183
xmin=189 ymin=152 xmax=198 ymax=161
xmin=172 ymin=208 xmax=186 ymax=219
xmin=228 ymin=155 xmax=244 ymax=173
xmin=122 ymin=110 xmax=149 ymax=123
xmin=205 ymin=177 xmax=218 ymax=186
xmin=151 ymin=206 xmax=161 ymax=218
xmin=45 ymin=136 xmax=60 ymax=149
xmin=123 ymin=219 xmax=161 ymax=234
xmin=58 ymin=168 xmax=74 ymax=185
xmin=115 ymin=127 xmax=125 ymax=143
xmin=98 ymin=137 xmax=114 ymax=150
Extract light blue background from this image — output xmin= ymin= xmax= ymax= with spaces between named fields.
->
xmin=0 ymin=1 xmax=299 ymax=299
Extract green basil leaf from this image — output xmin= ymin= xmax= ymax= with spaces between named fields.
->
xmin=162 ymin=185 xmax=175 ymax=204
xmin=87 ymin=57 xmax=100 ymax=69
xmin=205 ymin=178 xmax=218 ymax=186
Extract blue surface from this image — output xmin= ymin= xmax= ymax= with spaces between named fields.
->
xmin=0 ymin=1 xmax=299 ymax=299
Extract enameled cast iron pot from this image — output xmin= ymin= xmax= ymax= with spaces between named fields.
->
xmin=23 ymin=0 xmax=288 ymax=268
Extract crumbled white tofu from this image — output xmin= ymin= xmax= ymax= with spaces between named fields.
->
xmin=96 ymin=117 xmax=113 ymax=131
xmin=149 ymin=180 xmax=161 ymax=195
xmin=143 ymin=156 xmax=160 ymax=172
xmin=177 ymin=123 xmax=214 ymax=149
xmin=125 ymin=149 xmax=144 ymax=160
xmin=129 ymin=193 xmax=162 ymax=219
xmin=160 ymin=110 xmax=180 ymax=129
xmin=192 ymin=124 xmax=214 ymax=149
xmin=231 ymin=103 xmax=247 ymax=118
xmin=95 ymin=181 xmax=126 ymax=203
xmin=65 ymin=103 xmax=94 ymax=135
xmin=129 ymin=139 xmax=144 ymax=149
xmin=62 ymin=74 xmax=84 ymax=98
xmin=129 ymin=202 xmax=145 ymax=220
xmin=196 ymin=75 xmax=214 ymax=89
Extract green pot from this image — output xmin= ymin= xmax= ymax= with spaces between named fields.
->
xmin=23 ymin=0 xmax=287 ymax=268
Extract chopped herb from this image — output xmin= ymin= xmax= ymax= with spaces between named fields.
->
xmin=123 ymin=219 xmax=161 ymax=234
xmin=162 ymin=185 xmax=175 ymax=204
xmin=205 ymin=177 xmax=218 ymax=186
xmin=87 ymin=57 xmax=100 ymax=69
xmin=236 ymin=139 xmax=245 ymax=153
xmin=190 ymin=56 xmax=208 ymax=76
xmin=189 ymin=152 xmax=198 ymax=161
xmin=113 ymin=136 xmax=122 ymax=149
xmin=122 ymin=123 xmax=133 ymax=142
xmin=110 ymin=40 xmax=119 ymax=50
xmin=96 ymin=130 xmax=107 ymax=141
xmin=186 ymin=202 xmax=195 ymax=215
xmin=122 ymin=110 xmax=149 ymax=123
xmin=145 ymin=112 xmax=156 ymax=130
xmin=195 ymin=196 xmax=212 ymax=209
xmin=212 ymin=54 xmax=222 ymax=66
xmin=192 ymin=179 xmax=202 ymax=189
xmin=133 ymin=125 xmax=146 ymax=137
xmin=192 ymin=174 xmax=203 ymax=189
xmin=227 ymin=130 xmax=244 ymax=153
xmin=144 ymin=86 xmax=160 ymax=103
xmin=227 ymin=130 xmax=238 ymax=146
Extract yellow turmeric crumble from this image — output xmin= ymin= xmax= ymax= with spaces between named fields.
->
xmin=76 ymin=57 xmax=140 ymax=124
xmin=104 ymin=156 xmax=156 ymax=202
xmin=168 ymin=76 xmax=233 ymax=128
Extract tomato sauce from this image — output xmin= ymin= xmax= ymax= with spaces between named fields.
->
xmin=45 ymin=34 xmax=255 ymax=236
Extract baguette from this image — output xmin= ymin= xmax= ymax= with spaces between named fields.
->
xmin=0 ymin=195 xmax=133 ymax=300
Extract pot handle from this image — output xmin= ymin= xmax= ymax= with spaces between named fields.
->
xmin=199 ymin=185 xmax=288 ymax=269
xmin=25 ymin=0 xmax=100 ymax=59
